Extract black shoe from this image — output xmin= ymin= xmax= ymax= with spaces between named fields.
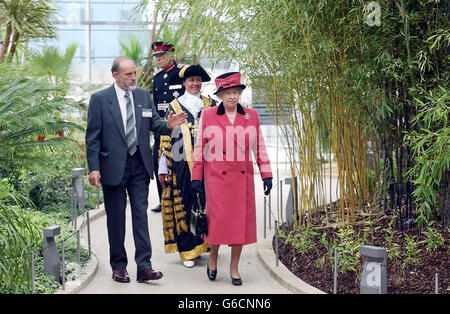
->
xmin=151 ymin=204 xmax=162 ymax=212
xmin=136 ymin=268 xmax=163 ymax=282
xmin=231 ymin=277 xmax=242 ymax=286
xmin=112 ymin=269 xmax=130 ymax=283
xmin=207 ymin=265 xmax=217 ymax=281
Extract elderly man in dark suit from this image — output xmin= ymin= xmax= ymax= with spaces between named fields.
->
xmin=85 ymin=56 xmax=187 ymax=283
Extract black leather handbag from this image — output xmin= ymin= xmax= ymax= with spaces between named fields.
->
xmin=190 ymin=192 xmax=208 ymax=237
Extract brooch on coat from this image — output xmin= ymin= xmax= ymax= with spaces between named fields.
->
xmin=244 ymin=113 xmax=250 ymax=120
xmin=187 ymin=122 xmax=199 ymax=138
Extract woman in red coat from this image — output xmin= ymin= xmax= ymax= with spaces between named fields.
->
xmin=191 ymin=72 xmax=273 ymax=285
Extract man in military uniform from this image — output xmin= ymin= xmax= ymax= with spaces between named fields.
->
xmin=150 ymin=41 xmax=185 ymax=212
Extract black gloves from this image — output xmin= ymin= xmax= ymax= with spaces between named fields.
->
xmin=192 ymin=180 xmax=205 ymax=206
xmin=193 ymin=179 xmax=272 ymax=196
xmin=263 ymin=178 xmax=272 ymax=196
xmin=191 ymin=180 xmax=204 ymax=195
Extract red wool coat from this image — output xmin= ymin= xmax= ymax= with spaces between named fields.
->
xmin=191 ymin=104 xmax=272 ymax=245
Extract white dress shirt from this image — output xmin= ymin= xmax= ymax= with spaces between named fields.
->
xmin=114 ymin=83 xmax=137 ymax=140
xmin=177 ymin=91 xmax=204 ymax=124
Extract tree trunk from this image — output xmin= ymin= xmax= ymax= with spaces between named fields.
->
xmin=8 ymin=31 xmax=20 ymax=62
xmin=0 ymin=23 xmax=12 ymax=62
xmin=176 ymin=33 xmax=189 ymax=64
xmin=194 ymin=42 xmax=207 ymax=64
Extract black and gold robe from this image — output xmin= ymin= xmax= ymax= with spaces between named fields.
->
xmin=158 ymin=95 xmax=214 ymax=260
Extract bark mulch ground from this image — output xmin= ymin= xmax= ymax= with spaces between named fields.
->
xmin=273 ymin=207 xmax=449 ymax=294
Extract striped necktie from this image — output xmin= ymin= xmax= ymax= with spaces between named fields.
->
xmin=125 ymin=92 xmax=137 ymax=156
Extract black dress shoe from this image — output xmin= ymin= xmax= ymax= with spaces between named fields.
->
xmin=231 ymin=277 xmax=242 ymax=286
xmin=112 ymin=269 xmax=130 ymax=283
xmin=137 ymin=268 xmax=163 ymax=282
xmin=151 ymin=204 xmax=162 ymax=212
xmin=207 ymin=265 xmax=217 ymax=281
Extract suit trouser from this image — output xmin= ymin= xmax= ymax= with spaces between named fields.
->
xmin=153 ymin=136 xmax=162 ymax=201
xmin=102 ymin=148 xmax=152 ymax=271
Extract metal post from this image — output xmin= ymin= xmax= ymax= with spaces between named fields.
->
xmin=86 ymin=211 xmax=91 ymax=257
xmin=61 ymin=240 xmax=65 ymax=290
xmin=71 ymin=187 xmax=77 ymax=230
xmin=72 ymin=168 xmax=86 ymax=229
xmin=334 ymin=248 xmax=338 ymax=294
xmin=276 ymin=122 xmax=279 ymax=224
xmin=294 ymin=176 xmax=298 ymax=224
xmin=263 ymin=196 xmax=266 ymax=239
xmin=77 ymin=230 xmax=81 ymax=277
xmin=96 ymin=187 xmax=100 ymax=209
xmin=280 ymin=180 xmax=283 ymax=223
xmin=86 ymin=0 xmax=92 ymax=84
xmin=70 ymin=188 xmax=75 ymax=228
xmin=275 ymin=220 xmax=279 ymax=267
xmin=268 ymin=192 xmax=272 ymax=230
xmin=435 ymin=273 xmax=439 ymax=294
xmin=31 ymin=251 xmax=35 ymax=294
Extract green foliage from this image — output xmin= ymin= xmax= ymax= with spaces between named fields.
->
xmin=384 ymin=216 xmax=401 ymax=261
xmin=0 ymin=67 xmax=84 ymax=168
xmin=402 ymin=234 xmax=422 ymax=268
xmin=28 ymin=43 xmax=78 ymax=84
xmin=406 ymin=85 xmax=450 ymax=230
xmin=120 ymin=37 xmax=147 ymax=67
xmin=331 ymin=226 xmax=361 ymax=273
xmin=157 ymin=0 xmax=449 ymax=231
xmin=0 ymin=186 xmax=90 ymax=294
xmin=0 ymin=0 xmax=56 ymax=62
xmin=422 ymin=223 xmax=445 ymax=253
xmin=361 ymin=208 xmax=382 ymax=241
xmin=0 ymin=46 xmax=89 ymax=292
xmin=134 ymin=0 xmax=231 ymax=89
xmin=0 ymin=184 xmax=40 ymax=293
xmin=0 ymin=145 xmax=100 ymax=223
xmin=319 ymin=232 xmax=328 ymax=247
xmin=282 ymin=225 xmax=318 ymax=254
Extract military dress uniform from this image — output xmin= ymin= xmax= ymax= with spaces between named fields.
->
xmin=152 ymin=62 xmax=185 ymax=205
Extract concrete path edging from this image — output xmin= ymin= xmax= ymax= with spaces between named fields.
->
xmin=54 ymin=207 xmax=106 ymax=294
xmin=256 ymin=236 xmax=326 ymax=294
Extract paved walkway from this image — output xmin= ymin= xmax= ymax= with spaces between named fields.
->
xmin=77 ymin=171 xmax=293 ymax=294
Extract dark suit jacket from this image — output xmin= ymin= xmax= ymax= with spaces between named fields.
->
xmin=85 ymin=84 xmax=170 ymax=185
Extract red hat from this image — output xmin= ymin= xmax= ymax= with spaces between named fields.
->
xmin=214 ymin=72 xmax=246 ymax=95
xmin=152 ymin=41 xmax=174 ymax=56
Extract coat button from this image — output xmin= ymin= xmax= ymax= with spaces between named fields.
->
xmin=223 ymin=151 xmax=226 ymax=154
xmin=240 ymin=170 xmax=245 ymax=174
xmin=222 ymin=171 xmax=226 ymax=175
